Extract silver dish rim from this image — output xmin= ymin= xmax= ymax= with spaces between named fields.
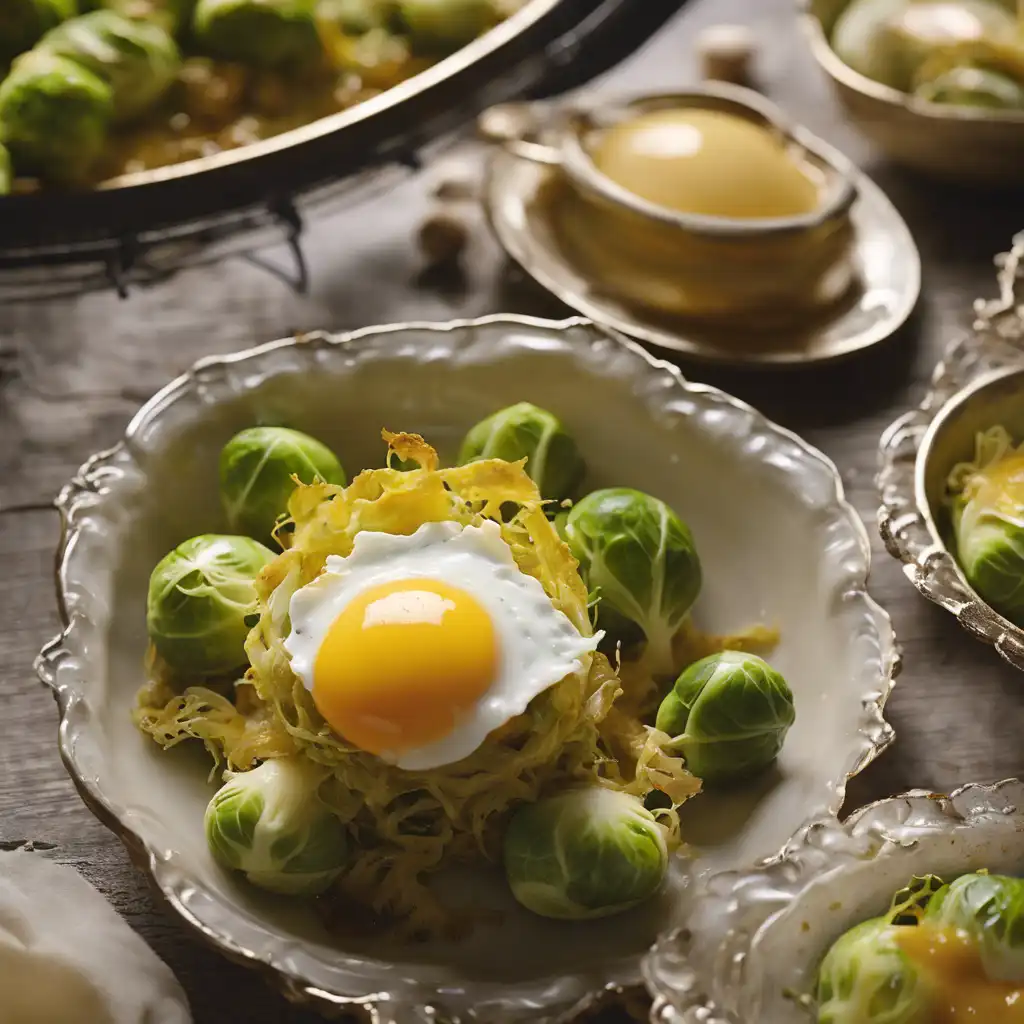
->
xmin=483 ymin=82 xmax=859 ymax=238
xmin=644 ymin=776 xmax=1024 ymax=1024
xmin=877 ymin=234 xmax=1024 ymax=674
xmin=34 ymin=314 xmax=899 ymax=1022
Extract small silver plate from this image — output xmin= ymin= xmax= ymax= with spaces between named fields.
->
xmin=483 ymin=102 xmax=921 ymax=368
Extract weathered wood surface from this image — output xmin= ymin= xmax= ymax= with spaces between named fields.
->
xmin=4 ymin=0 xmax=1024 ymax=1020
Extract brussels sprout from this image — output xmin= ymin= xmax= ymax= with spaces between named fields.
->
xmin=0 ymin=143 xmax=11 ymax=194
xmin=654 ymin=651 xmax=794 ymax=783
xmin=924 ymin=872 xmax=1024 ymax=982
xmin=914 ymin=64 xmax=1024 ymax=108
xmin=97 ymin=0 xmax=196 ymax=35
xmin=397 ymin=0 xmax=496 ymax=51
xmin=832 ymin=0 xmax=1016 ymax=91
xmin=831 ymin=0 xmax=915 ymax=88
xmin=316 ymin=0 xmax=390 ymax=35
xmin=458 ymin=402 xmax=585 ymax=503
xmin=0 ymin=50 xmax=113 ymax=183
xmin=146 ymin=533 xmax=274 ymax=676
xmin=192 ymin=0 xmax=324 ymax=69
xmin=948 ymin=426 xmax=1024 ymax=628
xmin=220 ymin=426 xmax=346 ymax=543
xmin=205 ymin=757 xmax=350 ymax=895
xmin=563 ymin=488 xmax=701 ymax=677
xmin=503 ymin=787 xmax=668 ymax=920
xmin=38 ymin=11 xmax=181 ymax=122
xmin=0 ymin=0 xmax=77 ymax=65
xmin=816 ymin=917 xmax=930 ymax=1024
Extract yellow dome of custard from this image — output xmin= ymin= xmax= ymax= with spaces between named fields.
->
xmin=590 ymin=108 xmax=821 ymax=219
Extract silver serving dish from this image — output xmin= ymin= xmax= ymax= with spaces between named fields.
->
xmin=0 ymin=0 xmax=681 ymax=299
xmin=878 ymin=232 xmax=1024 ymax=671
xmin=35 ymin=316 xmax=897 ymax=1021
xmin=644 ymin=778 xmax=1024 ymax=1024
xmin=481 ymin=83 xmax=920 ymax=367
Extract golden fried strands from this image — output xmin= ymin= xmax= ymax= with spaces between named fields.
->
xmin=135 ymin=431 xmax=698 ymax=937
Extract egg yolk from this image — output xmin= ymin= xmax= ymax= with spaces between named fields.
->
xmin=311 ymin=579 xmax=499 ymax=758
xmin=590 ymin=108 xmax=820 ymax=219
xmin=895 ymin=923 xmax=1024 ymax=1021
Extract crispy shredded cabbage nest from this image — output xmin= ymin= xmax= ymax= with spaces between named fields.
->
xmin=134 ymin=430 xmax=772 ymax=937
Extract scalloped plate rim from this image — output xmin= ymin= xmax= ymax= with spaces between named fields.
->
xmin=643 ymin=777 xmax=1024 ymax=1024
xmin=878 ymin=352 xmax=1024 ymax=670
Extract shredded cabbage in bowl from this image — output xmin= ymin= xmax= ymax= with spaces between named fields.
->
xmin=134 ymin=431 xmax=716 ymax=937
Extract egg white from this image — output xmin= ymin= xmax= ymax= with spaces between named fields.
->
xmin=284 ymin=520 xmax=601 ymax=771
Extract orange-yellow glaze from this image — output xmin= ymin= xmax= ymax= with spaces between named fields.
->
xmin=312 ymin=578 xmax=498 ymax=757
xmin=971 ymin=453 xmax=1024 ymax=518
xmin=896 ymin=923 xmax=1024 ymax=1022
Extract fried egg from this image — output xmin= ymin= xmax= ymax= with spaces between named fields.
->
xmin=284 ymin=521 xmax=600 ymax=771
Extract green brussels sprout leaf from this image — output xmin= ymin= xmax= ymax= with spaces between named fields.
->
xmin=816 ymin=916 xmax=931 ymax=1024
xmin=146 ymin=532 xmax=274 ymax=676
xmin=205 ymin=756 xmax=350 ymax=895
xmin=925 ymin=871 xmax=1024 ymax=982
xmin=458 ymin=401 xmax=585 ymax=503
xmin=38 ymin=10 xmax=181 ymax=122
xmin=100 ymin=0 xmax=197 ymax=36
xmin=397 ymin=0 xmax=496 ymax=53
xmin=0 ymin=50 xmax=114 ymax=183
xmin=193 ymin=0 xmax=324 ymax=69
xmin=654 ymin=651 xmax=795 ymax=784
xmin=564 ymin=487 xmax=701 ymax=678
xmin=316 ymin=0 xmax=390 ymax=36
xmin=503 ymin=787 xmax=668 ymax=920
xmin=915 ymin=65 xmax=1024 ymax=110
xmin=219 ymin=426 xmax=346 ymax=544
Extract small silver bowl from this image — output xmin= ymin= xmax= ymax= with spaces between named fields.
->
xmin=479 ymin=82 xmax=860 ymax=328
xmin=643 ymin=778 xmax=1024 ymax=1024
xmin=879 ymin=233 xmax=1024 ymax=671
xmin=801 ymin=0 xmax=1024 ymax=184
xmin=481 ymin=83 xmax=858 ymax=239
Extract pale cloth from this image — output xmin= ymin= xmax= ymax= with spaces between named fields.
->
xmin=0 ymin=850 xmax=192 ymax=1024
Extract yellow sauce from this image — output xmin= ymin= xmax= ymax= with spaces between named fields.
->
xmin=896 ymin=923 xmax=1024 ymax=1022
xmin=971 ymin=452 xmax=1024 ymax=518
xmin=588 ymin=108 xmax=821 ymax=220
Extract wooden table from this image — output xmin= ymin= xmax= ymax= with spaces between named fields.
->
xmin=3 ymin=1 xmax=1024 ymax=1020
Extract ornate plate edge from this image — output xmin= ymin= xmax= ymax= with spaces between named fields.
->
xmin=34 ymin=314 xmax=899 ymax=1023
xmin=643 ymin=777 xmax=1024 ymax=1024
xmin=876 ymin=233 xmax=1024 ymax=673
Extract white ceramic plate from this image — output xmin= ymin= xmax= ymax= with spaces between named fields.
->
xmin=645 ymin=779 xmax=1024 ymax=1024
xmin=35 ymin=316 xmax=897 ymax=1022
